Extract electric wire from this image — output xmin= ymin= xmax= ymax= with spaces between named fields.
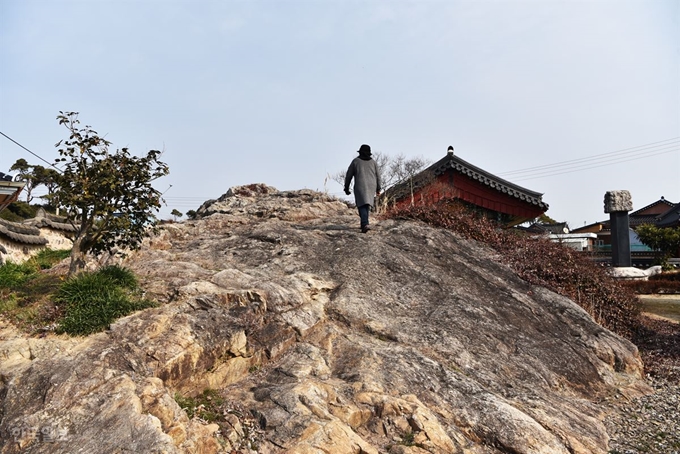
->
xmin=5 ymin=127 xmax=676 ymax=203
xmin=499 ymin=137 xmax=679 ymax=176
xmin=510 ymin=146 xmax=680 ymax=181
xmin=0 ymin=131 xmax=62 ymax=172
xmin=512 ymin=147 xmax=679 ymax=182
xmin=499 ymin=137 xmax=680 ymax=178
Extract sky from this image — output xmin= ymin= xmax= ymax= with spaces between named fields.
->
xmin=1 ymin=0 xmax=678 ymax=228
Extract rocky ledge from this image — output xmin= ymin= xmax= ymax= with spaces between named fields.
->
xmin=1 ymin=185 xmax=651 ymax=453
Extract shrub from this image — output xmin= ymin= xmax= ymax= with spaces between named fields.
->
xmin=620 ymin=279 xmax=680 ymax=295
xmin=55 ymin=266 xmax=156 ymax=335
xmin=0 ymin=249 xmax=70 ymax=290
xmin=0 ymin=209 xmax=23 ymax=222
xmin=6 ymin=201 xmax=39 ymax=219
xmin=174 ymin=389 xmax=263 ymax=449
xmin=650 ymin=271 xmax=680 ymax=282
xmin=619 ymin=271 xmax=680 ymax=294
xmin=30 ymin=248 xmax=72 ymax=270
xmin=0 ymin=261 xmax=37 ymax=289
xmin=97 ymin=264 xmax=138 ymax=289
xmin=385 ymin=200 xmax=641 ymax=338
xmin=175 ymin=389 xmax=225 ymax=421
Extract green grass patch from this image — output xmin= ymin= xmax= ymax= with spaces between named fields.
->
xmin=1 ymin=258 xmax=157 ymax=335
xmin=401 ymin=431 xmax=416 ymax=446
xmin=0 ymin=295 xmax=39 ymax=325
xmin=0 ymin=261 xmax=37 ymax=289
xmin=1 ymin=252 xmax=157 ymax=335
xmin=0 ymin=249 xmax=70 ymax=290
xmin=0 ymin=272 xmax=63 ymax=331
xmin=31 ymin=248 xmax=71 ymax=270
xmin=0 ymin=249 xmax=72 ymax=331
xmin=55 ymin=266 xmax=156 ymax=335
xmin=174 ymin=389 xmax=225 ymax=422
xmin=96 ymin=264 xmax=138 ymax=289
xmin=173 ymin=389 xmax=263 ymax=449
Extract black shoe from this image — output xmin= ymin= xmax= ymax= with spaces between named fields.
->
xmin=361 ymin=225 xmax=371 ymax=233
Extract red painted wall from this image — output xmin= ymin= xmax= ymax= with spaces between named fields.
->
xmin=394 ymin=171 xmax=545 ymax=220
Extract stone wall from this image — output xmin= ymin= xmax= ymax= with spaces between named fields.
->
xmin=0 ymin=228 xmax=72 ymax=264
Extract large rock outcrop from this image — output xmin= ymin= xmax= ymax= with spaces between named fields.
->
xmin=0 ymin=185 xmax=648 ymax=453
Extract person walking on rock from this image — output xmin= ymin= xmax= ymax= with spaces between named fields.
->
xmin=344 ymin=144 xmax=382 ymax=233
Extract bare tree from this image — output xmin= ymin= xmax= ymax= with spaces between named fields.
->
xmin=387 ymin=154 xmax=431 ymax=207
xmin=332 ymin=151 xmax=430 ymax=195
xmin=332 ymin=151 xmax=431 ymax=213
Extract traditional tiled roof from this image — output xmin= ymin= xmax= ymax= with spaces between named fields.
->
xmin=585 ymin=218 xmax=655 ymax=230
xmin=572 ymin=198 xmax=679 ymax=232
xmin=629 ymin=215 xmax=659 ymax=227
xmin=386 ymin=152 xmax=549 ymax=210
xmin=0 ymin=218 xmax=48 ymax=245
xmin=656 ymin=205 xmax=680 ymax=228
xmin=528 ymin=222 xmax=570 ymax=234
xmin=630 ymin=197 xmax=676 ymax=217
xmin=570 ymin=221 xmax=605 ymax=234
xmin=26 ymin=208 xmax=77 ymax=232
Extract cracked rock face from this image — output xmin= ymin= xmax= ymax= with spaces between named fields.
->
xmin=0 ymin=186 xmax=648 ymax=453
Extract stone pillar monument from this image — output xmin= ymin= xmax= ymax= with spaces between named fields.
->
xmin=604 ymin=190 xmax=633 ymax=267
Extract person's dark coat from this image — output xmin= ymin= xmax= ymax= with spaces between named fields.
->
xmin=345 ymin=154 xmax=381 ymax=207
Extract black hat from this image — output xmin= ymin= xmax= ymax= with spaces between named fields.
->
xmin=358 ymin=144 xmax=371 ymax=155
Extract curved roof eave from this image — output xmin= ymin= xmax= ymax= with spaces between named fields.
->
xmin=430 ymin=154 xmax=548 ymax=209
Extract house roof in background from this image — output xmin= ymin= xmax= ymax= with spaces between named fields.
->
xmin=0 ymin=180 xmax=25 ymax=214
xmin=629 ymin=215 xmax=660 ymax=227
xmin=0 ymin=218 xmax=48 ymax=245
xmin=528 ymin=222 xmax=570 ymax=234
xmin=571 ymin=197 xmax=679 ymax=232
xmin=25 ymin=208 xmax=76 ymax=233
xmin=630 ymin=197 xmax=676 ymax=217
xmin=432 ymin=153 xmax=548 ymax=209
xmin=656 ymin=204 xmax=680 ymax=227
xmin=386 ymin=152 xmax=549 ymax=210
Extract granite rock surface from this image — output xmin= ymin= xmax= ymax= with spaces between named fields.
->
xmin=0 ymin=185 xmax=648 ymax=453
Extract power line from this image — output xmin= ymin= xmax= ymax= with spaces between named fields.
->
xmin=512 ymin=147 xmax=679 ymax=182
xmin=0 ymin=131 xmax=62 ymax=172
xmin=499 ymin=137 xmax=680 ymax=178
xmin=509 ymin=145 xmax=680 ymax=180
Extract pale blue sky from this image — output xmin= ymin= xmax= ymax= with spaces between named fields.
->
xmin=1 ymin=0 xmax=678 ymax=227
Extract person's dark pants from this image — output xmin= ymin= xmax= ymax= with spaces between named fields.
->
xmin=358 ymin=204 xmax=370 ymax=229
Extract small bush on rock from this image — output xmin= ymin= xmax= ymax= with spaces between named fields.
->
xmin=386 ymin=200 xmax=641 ymax=338
xmin=174 ymin=389 xmax=264 ymax=450
xmin=96 ymin=264 xmax=138 ymax=289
